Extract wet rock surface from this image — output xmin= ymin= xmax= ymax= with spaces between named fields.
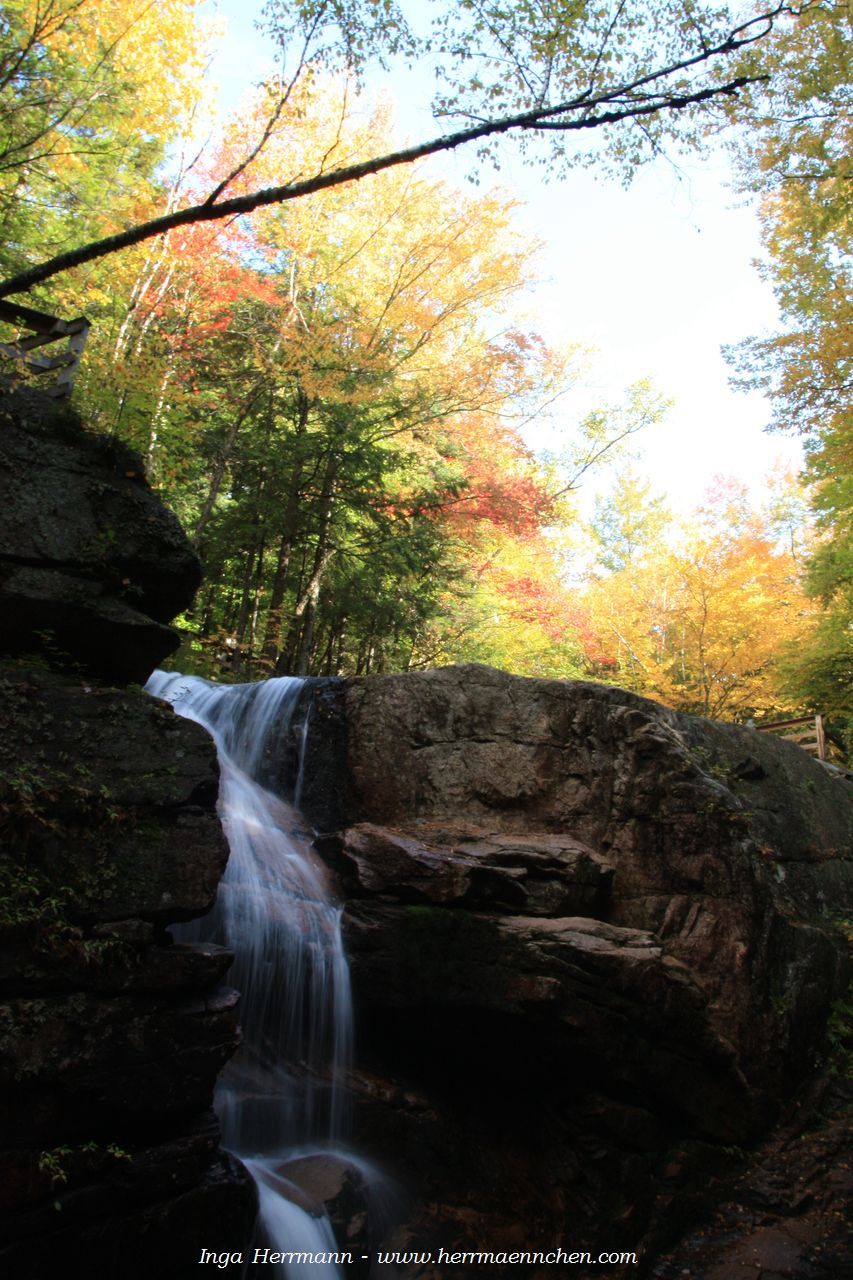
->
xmin=278 ymin=1153 xmax=375 ymax=1251
xmin=306 ymin=664 xmax=853 ymax=1275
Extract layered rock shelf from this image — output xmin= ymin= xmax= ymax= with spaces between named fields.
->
xmin=304 ymin=665 xmax=852 ymax=1273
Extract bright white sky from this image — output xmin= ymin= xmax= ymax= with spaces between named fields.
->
xmin=205 ymin=0 xmax=803 ymax=518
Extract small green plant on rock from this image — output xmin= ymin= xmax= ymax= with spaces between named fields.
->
xmin=37 ymin=1142 xmax=132 ymax=1188
xmin=37 ymin=1147 xmax=71 ymax=1186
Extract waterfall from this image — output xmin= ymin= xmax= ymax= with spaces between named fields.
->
xmin=146 ymin=671 xmax=359 ymax=1273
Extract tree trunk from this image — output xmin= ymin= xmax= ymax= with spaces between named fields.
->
xmin=280 ymin=451 xmax=338 ymax=673
xmin=260 ymin=389 xmax=311 ymax=665
xmin=193 ymin=390 xmax=264 ymax=544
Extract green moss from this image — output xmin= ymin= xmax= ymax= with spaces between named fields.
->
xmin=404 ymin=904 xmax=480 ymax=932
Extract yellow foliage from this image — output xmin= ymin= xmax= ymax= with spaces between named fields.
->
xmin=584 ymin=489 xmax=819 ymax=720
xmin=189 ymin=77 xmax=542 ymax=404
xmin=17 ymin=0 xmax=209 ymax=141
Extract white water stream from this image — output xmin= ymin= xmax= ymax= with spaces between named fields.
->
xmin=146 ymin=672 xmax=359 ymax=1274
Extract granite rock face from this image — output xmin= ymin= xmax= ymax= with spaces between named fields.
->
xmin=305 ymin=664 xmax=852 ymax=1273
xmin=0 ymin=391 xmax=252 ymax=1277
xmin=0 ymin=388 xmax=201 ymax=683
xmin=3 ymin=383 xmax=849 ymax=1276
xmin=336 ymin=665 xmax=851 ymax=1103
xmin=0 ymin=665 xmax=255 ymax=1276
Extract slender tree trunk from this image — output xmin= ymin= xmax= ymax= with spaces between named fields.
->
xmin=247 ymin=537 xmax=267 ymax=666
xmin=235 ymin=545 xmax=260 ymax=643
xmin=335 ymin=620 xmax=348 ymax=675
xmin=146 ymin=364 xmax=173 ymax=478
xmin=112 ymin=176 xmax=183 ymax=364
xmin=317 ymin=625 xmax=335 ymax=676
xmin=293 ymin=570 xmax=324 ymax=675
xmin=193 ymin=389 xmax=264 ymax=544
xmin=280 ymin=452 xmax=338 ymax=673
xmin=260 ymin=389 xmax=311 ymax=664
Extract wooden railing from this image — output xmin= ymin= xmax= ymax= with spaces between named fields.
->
xmin=756 ymin=713 xmax=827 ymax=761
xmin=0 ymin=299 xmax=90 ymax=396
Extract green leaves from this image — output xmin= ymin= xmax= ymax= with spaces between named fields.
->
xmin=0 ymin=1 xmax=800 ymax=297
xmin=261 ymin=0 xmax=418 ymax=83
xmin=726 ymin=0 xmax=851 ymax=745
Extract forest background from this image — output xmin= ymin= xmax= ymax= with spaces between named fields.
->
xmin=0 ymin=0 xmax=849 ymax=752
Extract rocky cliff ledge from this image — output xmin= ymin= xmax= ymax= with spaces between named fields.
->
xmin=0 ymin=391 xmax=254 ymax=1277
xmin=2 ymin=389 xmax=850 ymax=1278
xmin=307 ymin=665 xmax=852 ymax=1275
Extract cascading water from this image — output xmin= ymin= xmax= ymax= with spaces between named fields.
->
xmin=146 ymin=671 xmax=363 ymax=1275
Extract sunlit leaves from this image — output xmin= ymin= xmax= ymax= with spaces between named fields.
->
xmin=0 ymin=0 xmax=805 ymax=298
xmin=726 ymin=0 xmax=851 ymax=743
xmin=583 ymin=477 xmax=820 ymax=719
xmin=262 ymin=0 xmax=417 ymax=83
xmin=95 ymin=78 xmax=597 ymax=679
xmin=591 ymin=465 xmax=671 ymax=574
xmin=259 ymin=0 xmax=796 ymax=181
xmin=0 ymin=0 xmax=209 ymax=281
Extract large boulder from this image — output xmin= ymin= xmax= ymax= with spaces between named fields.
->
xmin=333 ymin=665 xmax=851 ymax=1105
xmin=304 ymin=664 xmax=852 ymax=1271
xmin=0 ymin=388 xmax=201 ymax=683
xmin=0 ymin=663 xmax=255 ymax=1276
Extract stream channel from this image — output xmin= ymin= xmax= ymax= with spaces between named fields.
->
xmin=147 ymin=671 xmax=390 ymax=1277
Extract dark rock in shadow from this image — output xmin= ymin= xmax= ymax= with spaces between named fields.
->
xmin=0 ymin=390 xmax=253 ymax=1275
xmin=0 ymin=387 xmax=201 ymax=683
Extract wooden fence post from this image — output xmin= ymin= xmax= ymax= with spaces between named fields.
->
xmin=815 ymin=714 xmax=827 ymax=762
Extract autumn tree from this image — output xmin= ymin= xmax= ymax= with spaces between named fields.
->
xmin=0 ymin=0 xmax=208 ymax=283
xmin=591 ymin=465 xmax=672 ymax=575
xmin=2 ymin=1 xmax=835 ymax=701
xmin=583 ymin=477 xmax=818 ymax=719
xmin=0 ymin=0 xmax=218 ymax=437
xmin=0 ymin=0 xmax=810 ymax=301
xmin=114 ymin=83 xmax=596 ymax=678
xmin=726 ymin=0 xmax=852 ymax=741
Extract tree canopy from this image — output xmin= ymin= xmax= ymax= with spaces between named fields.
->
xmin=727 ymin=0 xmax=852 ymax=743
xmin=0 ymin=0 xmax=809 ymax=299
xmin=0 ymin=0 xmax=847 ymax=756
